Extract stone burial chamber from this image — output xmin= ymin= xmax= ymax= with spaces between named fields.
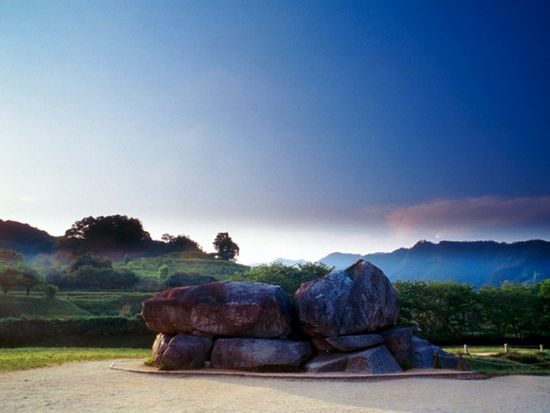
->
xmin=141 ymin=260 xmax=457 ymax=373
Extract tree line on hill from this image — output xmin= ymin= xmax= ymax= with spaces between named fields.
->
xmin=0 ymin=215 xmax=240 ymax=261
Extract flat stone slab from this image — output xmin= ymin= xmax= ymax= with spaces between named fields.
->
xmin=305 ymin=345 xmax=402 ymax=374
xmin=110 ymin=360 xmax=488 ymax=381
xmin=324 ymin=334 xmax=384 ymax=352
xmin=211 ymin=338 xmax=312 ymax=371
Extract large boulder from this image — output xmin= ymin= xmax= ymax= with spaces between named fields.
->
xmin=305 ymin=345 xmax=402 ymax=374
xmin=380 ymin=327 xmax=413 ymax=368
xmin=211 ymin=338 xmax=313 ymax=371
xmin=142 ymin=281 xmax=293 ymax=338
xmin=295 ymin=260 xmax=399 ymax=337
xmin=411 ymin=336 xmax=458 ymax=369
xmin=153 ymin=333 xmax=213 ymax=370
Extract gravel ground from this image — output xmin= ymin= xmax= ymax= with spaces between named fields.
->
xmin=1 ymin=360 xmax=549 ymax=413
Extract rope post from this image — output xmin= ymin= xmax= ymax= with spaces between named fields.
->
xmin=458 ymin=353 xmax=464 ymax=371
xmin=463 ymin=344 xmax=469 ymax=355
xmin=433 ymin=351 xmax=439 ymax=369
xmin=504 ymin=343 xmax=509 ymax=354
xmin=540 ymin=344 xmax=544 ymax=353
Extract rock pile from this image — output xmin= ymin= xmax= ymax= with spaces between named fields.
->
xmin=141 ymin=260 xmax=457 ymax=373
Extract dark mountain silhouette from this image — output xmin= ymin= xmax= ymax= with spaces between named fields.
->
xmin=320 ymin=240 xmax=550 ymax=286
xmin=0 ymin=218 xmax=207 ymax=260
xmin=0 ymin=219 xmax=56 ymax=256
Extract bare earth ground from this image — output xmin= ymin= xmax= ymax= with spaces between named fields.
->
xmin=1 ymin=360 xmax=549 ymax=413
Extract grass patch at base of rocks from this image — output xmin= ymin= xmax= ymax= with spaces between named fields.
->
xmin=0 ymin=347 xmax=149 ymax=372
xmin=446 ymin=347 xmax=550 ymax=376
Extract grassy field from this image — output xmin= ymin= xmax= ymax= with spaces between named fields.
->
xmin=0 ymin=347 xmax=149 ymax=372
xmin=114 ymin=254 xmax=248 ymax=280
xmin=0 ymin=294 xmax=92 ymax=318
xmin=445 ymin=346 xmax=550 ymax=376
xmin=0 ymin=291 xmax=158 ymax=318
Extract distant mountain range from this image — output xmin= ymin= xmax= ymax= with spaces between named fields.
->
xmin=319 ymin=240 xmax=550 ymax=286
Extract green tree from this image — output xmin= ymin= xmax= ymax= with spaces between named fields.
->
xmin=17 ymin=267 xmax=42 ymax=296
xmin=69 ymin=266 xmax=139 ymax=290
xmin=51 ymin=253 xmax=139 ymax=290
xmin=41 ymin=283 xmax=59 ymax=299
xmin=69 ymin=253 xmax=112 ymax=272
xmin=162 ymin=233 xmax=203 ymax=253
xmin=477 ymin=283 xmax=538 ymax=338
xmin=62 ymin=215 xmax=151 ymax=251
xmin=213 ymin=232 xmax=240 ymax=261
xmin=0 ymin=263 xmax=41 ymax=295
xmin=0 ymin=266 xmax=19 ymax=294
xmin=394 ymin=281 xmax=478 ymax=340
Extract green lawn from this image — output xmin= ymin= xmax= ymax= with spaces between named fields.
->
xmin=0 ymin=347 xmax=150 ymax=372
xmin=445 ymin=346 xmax=550 ymax=376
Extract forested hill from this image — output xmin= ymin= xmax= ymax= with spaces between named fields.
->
xmin=0 ymin=217 xmax=208 ymax=259
xmin=0 ymin=219 xmax=56 ymax=256
xmin=320 ymin=240 xmax=550 ymax=286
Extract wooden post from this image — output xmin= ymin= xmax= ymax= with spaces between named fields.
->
xmin=458 ymin=353 xmax=464 ymax=371
xmin=540 ymin=344 xmax=544 ymax=353
xmin=433 ymin=351 xmax=439 ymax=369
xmin=463 ymin=344 xmax=469 ymax=354
xmin=504 ymin=343 xmax=509 ymax=354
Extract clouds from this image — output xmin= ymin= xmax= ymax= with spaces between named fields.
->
xmin=372 ymin=196 xmax=550 ymax=236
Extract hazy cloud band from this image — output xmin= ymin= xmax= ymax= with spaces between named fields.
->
xmin=364 ymin=196 xmax=550 ymax=235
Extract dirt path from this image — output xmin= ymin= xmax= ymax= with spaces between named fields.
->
xmin=1 ymin=360 xmax=549 ymax=412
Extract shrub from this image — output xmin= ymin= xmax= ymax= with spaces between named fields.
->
xmin=42 ymin=283 xmax=59 ymax=299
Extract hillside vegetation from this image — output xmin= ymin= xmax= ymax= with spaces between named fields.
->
xmin=115 ymin=254 xmax=248 ymax=281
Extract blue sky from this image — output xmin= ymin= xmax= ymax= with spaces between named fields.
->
xmin=1 ymin=1 xmax=549 ymax=263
